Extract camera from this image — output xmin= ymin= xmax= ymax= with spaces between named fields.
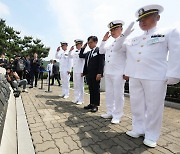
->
xmin=13 ymin=89 xmax=21 ymax=98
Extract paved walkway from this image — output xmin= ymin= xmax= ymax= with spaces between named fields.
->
xmin=21 ymin=84 xmax=180 ymax=154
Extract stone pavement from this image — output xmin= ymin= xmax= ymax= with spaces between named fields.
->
xmin=20 ymin=84 xmax=180 ymax=154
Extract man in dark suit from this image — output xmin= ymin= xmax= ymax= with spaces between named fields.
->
xmin=79 ymin=36 xmax=105 ymax=112
xmin=29 ymin=53 xmax=40 ymax=88
xmin=51 ymin=60 xmax=61 ymax=86
xmin=0 ymin=53 xmax=8 ymax=69
xmin=24 ymin=55 xmax=31 ymax=84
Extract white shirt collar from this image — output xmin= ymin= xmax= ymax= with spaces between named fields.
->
xmin=92 ymin=47 xmax=96 ymax=51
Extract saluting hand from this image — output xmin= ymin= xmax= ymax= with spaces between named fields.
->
xmin=57 ymin=46 xmax=60 ymax=52
xmin=70 ymin=46 xmax=74 ymax=51
xmin=102 ymin=31 xmax=111 ymax=41
xmin=123 ymin=22 xmax=135 ymax=37
xmin=82 ymin=42 xmax=87 ymax=49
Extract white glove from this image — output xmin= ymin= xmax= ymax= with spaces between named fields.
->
xmin=166 ymin=77 xmax=180 ymax=85
xmin=113 ymin=22 xmax=135 ymax=51
xmin=123 ymin=22 xmax=135 ymax=37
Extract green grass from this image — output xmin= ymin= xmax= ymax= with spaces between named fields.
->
xmin=70 ymin=81 xmax=89 ymax=93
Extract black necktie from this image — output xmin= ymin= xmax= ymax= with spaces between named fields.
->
xmin=87 ymin=49 xmax=93 ymax=66
xmin=90 ymin=49 xmax=94 ymax=58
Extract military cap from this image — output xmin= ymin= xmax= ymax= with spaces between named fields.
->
xmin=136 ymin=4 xmax=164 ymax=21
xmin=60 ymin=41 xmax=68 ymax=46
xmin=107 ymin=20 xmax=124 ymax=30
xmin=74 ymin=39 xmax=83 ymax=45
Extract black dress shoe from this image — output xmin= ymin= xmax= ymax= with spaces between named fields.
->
xmin=84 ymin=104 xmax=93 ymax=110
xmin=29 ymin=85 xmax=33 ymax=88
xmin=91 ymin=106 xmax=98 ymax=112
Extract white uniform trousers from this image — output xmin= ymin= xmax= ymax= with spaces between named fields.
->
xmin=129 ymin=78 xmax=167 ymax=142
xmin=105 ymin=74 xmax=125 ymax=119
xmin=73 ymin=73 xmax=84 ymax=102
xmin=60 ymin=71 xmax=70 ymax=96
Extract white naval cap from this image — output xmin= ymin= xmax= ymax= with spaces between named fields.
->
xmin=107 ymin=20 xmax=125 ymax=30
xmin=74 ymin=39 xmax=83 ymax=45
xmin=135 ymin=4 xmax=164 ymax=21
xmin=60 ymin=41 xmax=68 ymax=46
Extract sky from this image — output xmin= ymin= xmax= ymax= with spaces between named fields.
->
xmin=0 ymin=0 xmax=180 ymax=60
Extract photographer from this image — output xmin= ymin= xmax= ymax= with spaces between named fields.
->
xmin=6 ymin=68 xmax=28 ymax=94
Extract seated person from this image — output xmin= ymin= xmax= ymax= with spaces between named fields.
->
xmin=6 ymin=68 xmax=28 ymax=93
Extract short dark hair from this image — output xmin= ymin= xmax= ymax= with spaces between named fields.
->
xmin=53 ymin=60 xmax=57 ymax=63
xmin=87 ymin=36 xmax=98 ymax=42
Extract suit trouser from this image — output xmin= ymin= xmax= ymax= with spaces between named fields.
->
xmin=51 ymin=74 xmax=61 ymax=85
xmin=73 ymin=73 xmax=84 ymax=102
xmin=87 ymin=76 xmax=100 ymax=106
xmin=105 ymin=74 xmax=125 ymax=119
xmin=129 ymin=78 xmax=167 ymax=141
xmin=30 ymin=71 xmax=39 ymax=86
xmin=26 ymin=72 xmax=31 ymax=84
xmin=61 ymin=71 xmax=70 ymax=96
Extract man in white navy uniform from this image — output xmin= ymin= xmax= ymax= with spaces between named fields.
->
xmin=99 ymin=20 xmax=128 ymax=124
xmin=69 ymin=39 xmax=85 ymax=105
xmin=124 ymin=5 xmax=180 ymax=147
xmin=55 ymin=42 xmax=72 ymax=99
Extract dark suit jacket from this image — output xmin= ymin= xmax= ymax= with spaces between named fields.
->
xmin=24 ymin=59 xmax=31 ymax=72
xmin=79 ymin=47 xmax=105 ymax=78
xmin=30 ymin=58 xmax=40 ymax=72
xmin=52 ymin=63 xmax=60 ymax=75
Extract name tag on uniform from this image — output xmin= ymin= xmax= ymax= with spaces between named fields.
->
xmin=147 ymin=37 xmax=165 ymax=45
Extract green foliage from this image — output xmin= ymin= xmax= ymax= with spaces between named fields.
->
xmin=42 ymin=72 xmax=48 ymax=79
xmin=0 ymin=18 xmax=50 ymax=59
xmin=70 ymin=81 xmax=89 ymax=93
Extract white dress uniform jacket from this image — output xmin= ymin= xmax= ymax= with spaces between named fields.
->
xmin=100 ymin=36 xmax=126 ymax=75
xmin=125 ymin=26 xmax=180 ymax=80
xmin=69 ymin=50 xmax=85 ymax=74
xmin=55 ymin=50 xmax=72 ymax=73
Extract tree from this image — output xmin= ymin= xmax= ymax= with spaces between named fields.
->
xmin=0 ymin=18 xmax=50 ymax=59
